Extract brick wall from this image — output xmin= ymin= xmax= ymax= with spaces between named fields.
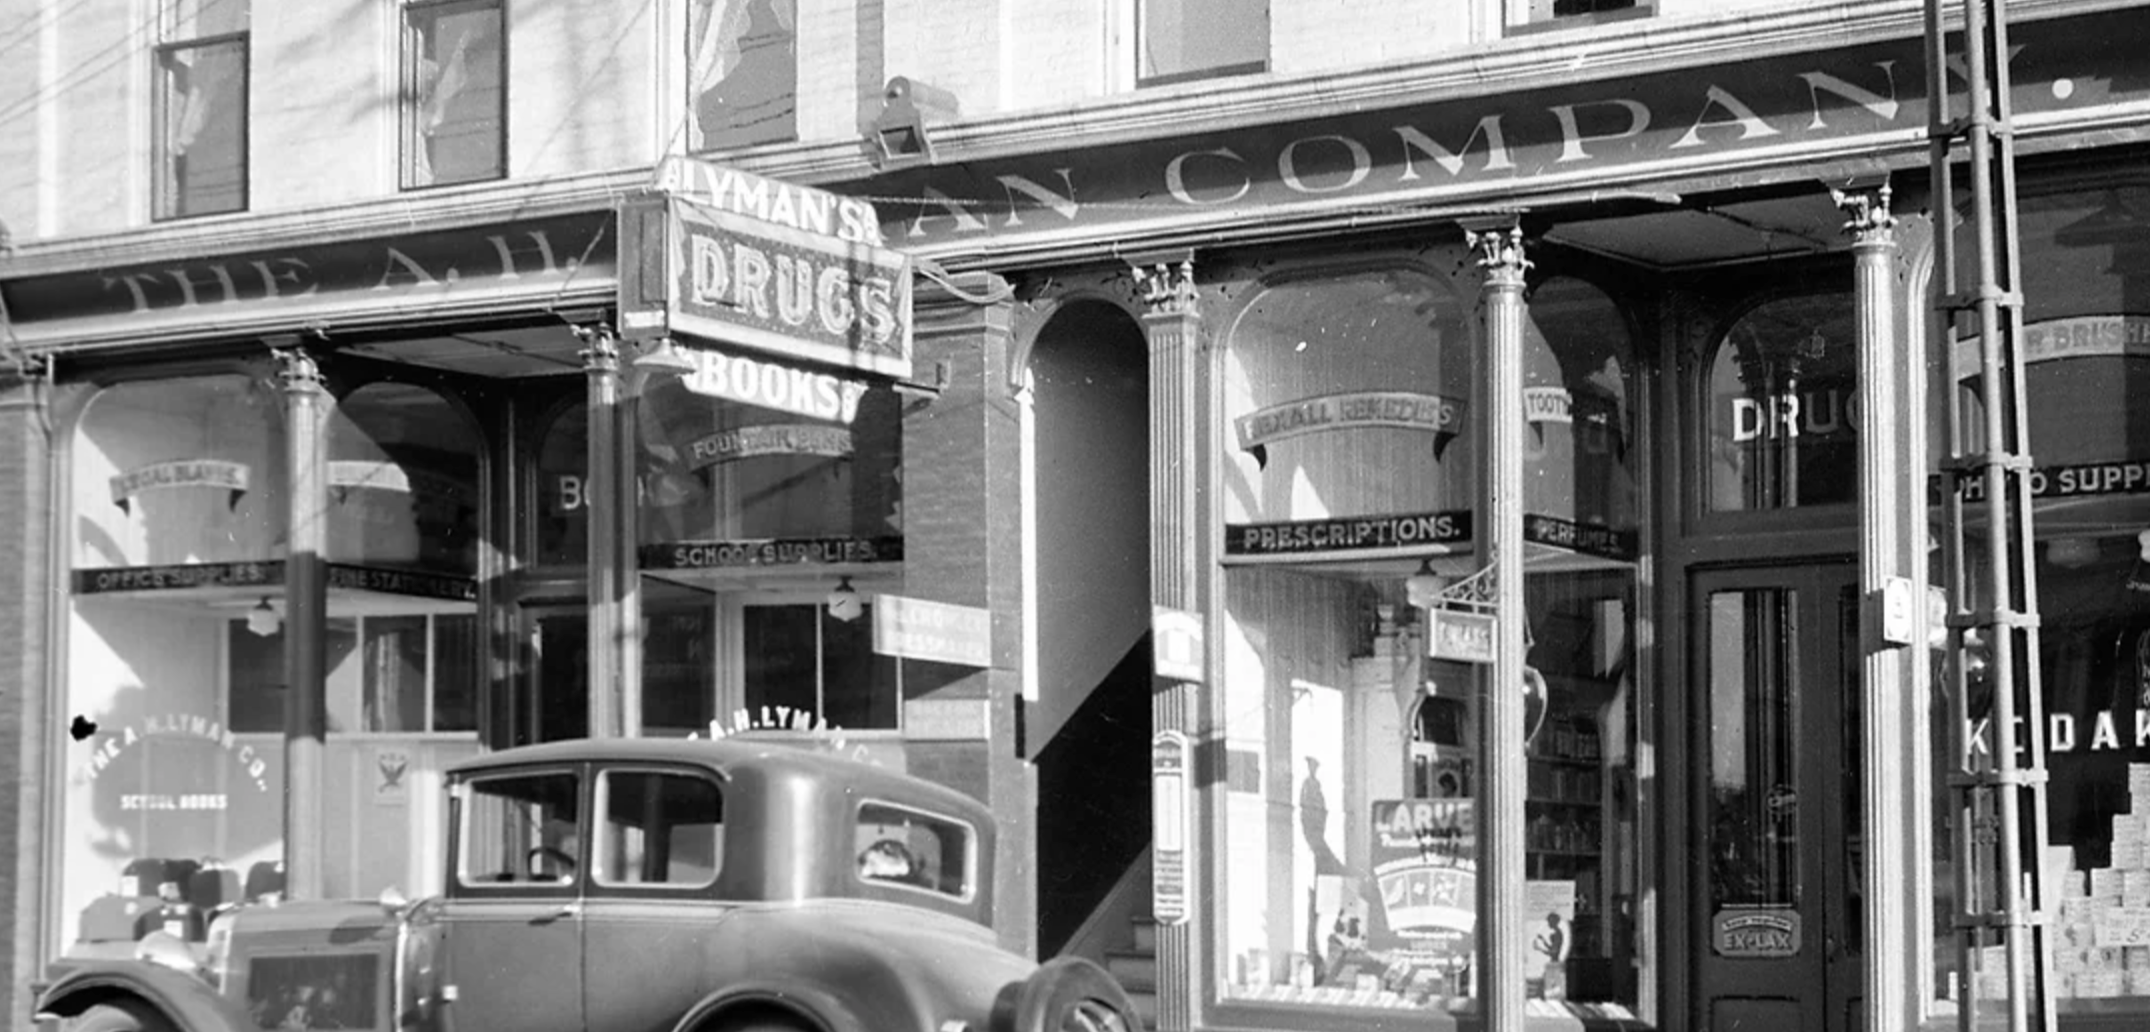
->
xmin=0 ymin=375 xmax=53 ymax=1030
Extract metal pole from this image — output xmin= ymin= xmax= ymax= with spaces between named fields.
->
xmin=1465 ymin=215 xmax=1528 ymax=1032
xmin=276 ymin=345 xmax=327 ymax=899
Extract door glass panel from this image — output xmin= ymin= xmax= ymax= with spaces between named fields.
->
xmin=1837 ymin=583 xmax=1863 ymax=957
xmin=1706 ymin=587 xmax=1801 ymax=909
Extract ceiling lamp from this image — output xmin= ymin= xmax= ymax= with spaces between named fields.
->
xmin=245 ymin=597 xmax=282 ymax=638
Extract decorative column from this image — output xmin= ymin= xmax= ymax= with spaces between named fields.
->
xmin=1463 ymin=216 xmax=1529 ymax=1032
xmin=0 ymin=357 xmax=56 ymax=1031
xmin=1835 ymin=179 xmax=1917 ymax=1031
xmin=580 ymin=327 xmax=624 ymax=739
xmin=276 ymin=344 xmax=328 ymax=900
xmin=1131 ymin=249 xmax=1202 ymax=1032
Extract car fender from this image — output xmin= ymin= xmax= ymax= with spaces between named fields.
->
xmin=36 ymin=960 xmax=255 ymax=1032
xmin=669 ymin=980 xmax=867 ymax=1032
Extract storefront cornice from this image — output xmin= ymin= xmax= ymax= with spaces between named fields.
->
xmin=0 ymin=167 xmax=654 ymax=280
xmin=763 ymin=0 xmax=2133 ymax=188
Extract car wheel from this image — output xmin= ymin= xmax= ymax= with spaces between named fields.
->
xmin=709 ymin=1009 xmax=814 ymax=1032
xmin=995 ymin=957 xmax=1141 ymax=1032
xmin=72 ymin=1000 xmax=178 ymax=1032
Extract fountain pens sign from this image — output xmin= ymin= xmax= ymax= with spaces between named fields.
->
xmin=663 ymin=196 xmax=913 ymax=380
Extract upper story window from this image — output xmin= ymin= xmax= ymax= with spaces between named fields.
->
xmin=1137 ymin=0 xmax=1267 ymax=87
xmin=687 ymin=0 xmax=797 ymax=151
xmin=154 ymin=0 xmax=249 ymax=219
xmin=1514 ymin=0 xmax=1653 ymax=32
xmin=403 ymin=0 xmax=506 ymax=188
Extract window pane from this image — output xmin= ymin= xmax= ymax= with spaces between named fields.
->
xmin=407 ymin=1 xmax=505 ymax=187
xmin=1706 ymin=294 xmax=1858 ymax=512
xmin=1705 ymin=589 xmax=1801 ymax=910
xmin=165 ymin=0 xmax=248 ymax=39
xmin=1138 ymin=0 xmax=1267 ymax=85
xmin=595 ymin=770 xmax=723 ymax=886
xmin=362 ymin=616 xmax=429 ymax=733
xmin=434 ymin=614 xmax=478 ymax=732
xmin=742 ymin=604 xmax=818 ymax=719
xmin=821 ymin=604 xmax=898 ymax=731
xmin=857 ymin=801 xmax=972 ymax=898
xmin=458 ymin=771 xmax=579 ymax=886
xmin=643 ymin=601 xmax=714 ymax=736
xmin=157 ymin=39 xmax=247 ymax=218
xmin=1217 ymin=564 xmax=1640 ymax=1014
xmin=229 ymin=618 xmax=283 ymax=733
xmin=687 ymin=0 xmax=797 ymax=151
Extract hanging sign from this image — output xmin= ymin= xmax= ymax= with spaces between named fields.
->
xmin=674 ymin=344 xmax=873 ymax=423
xmin=1153 ymin=606 xmax=1205 ymax=683
xmin=664 ymin=195 xmax=913 ymax=379
xmin=1426 ymin=609 xmax=1497 ymax=664
xmin=871 ymin=593 xmax=993 ymax=667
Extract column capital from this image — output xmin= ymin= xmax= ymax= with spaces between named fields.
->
xmin=1461 ymin=215 xmax=1531 ymax=284
xmin=1127 ymin=249 xmax=1197 ymax=319
xmin=576 ymin=323 xmax=621 ymax=374
xmin=1831 ymin=179 xmax=1897 ymax=244
xmin=270 ymin=342 xmax=322 ymax=392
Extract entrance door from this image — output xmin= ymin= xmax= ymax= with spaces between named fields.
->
xmin=1692 ymin=564 xmax=1862 ymax=1032
xmin=529 ymin=608 xmax=589 ymax=743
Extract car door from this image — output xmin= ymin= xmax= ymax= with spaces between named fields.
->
xmin=1691 ymin=564 xmax=1863 ymax=1032
xmin=438 ymin=765 xmax=586 ymax=1032
xmin=579 ymin=764 xmax=734 ymax=1032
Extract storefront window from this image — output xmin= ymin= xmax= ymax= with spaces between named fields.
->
xmin=1930 ymin=179 xmax=2150 ymax=1012
xmin=327 ymin=382 xmax=482 ymax=575
xmin=64 ymin=374 xmax=289 ymax=953
xmin=1707 ymin=293 xmax=1858 ymax=512
xmin=1213 ymin=265 xmax=1643 ymax=1017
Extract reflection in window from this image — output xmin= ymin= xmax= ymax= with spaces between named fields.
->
xmin=1138 ymin=0 xmax=1267 ymax=86
xmin=595 ymin=770 xmax=723 ymax=887
xmin=403 ymin=0 xmax=505 ymax=187
xmin=1706 ymin=293 xmax=1858 ymax=512
xmin=687 ymin=0 xmax=797 ymax=151
xmin=154 ymin=0 xmax=249 ymax=219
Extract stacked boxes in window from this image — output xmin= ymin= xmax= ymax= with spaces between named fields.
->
xmin=2042 ymin=763 xmax=2150 ymax=999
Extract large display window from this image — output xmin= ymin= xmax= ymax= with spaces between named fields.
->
xmin=527 ymin=360 xmax=907 ymax=741
xmin=59 ymin=372 xmax=485 ymax=956
xmin=1210 ymin=263 xmax=1645 ymax=1020
xmin=1929 ymin=177 xmax=2150 ymax=1014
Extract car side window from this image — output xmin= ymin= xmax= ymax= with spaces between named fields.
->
xmin=593 ymin=769 xmax=723 ymax=888
xmin=854 ymin=801 xmax=972 ymax=899
xmin=455 ymin=770 xmax=581 ymax=888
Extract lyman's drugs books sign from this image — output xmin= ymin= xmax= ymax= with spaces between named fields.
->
xmin=618 ymin=170 xmax=914 ymax=380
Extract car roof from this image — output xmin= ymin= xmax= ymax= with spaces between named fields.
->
xmin=446 ymin=736 xmax=990 ymax=821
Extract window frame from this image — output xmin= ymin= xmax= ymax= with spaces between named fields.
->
xmin=1132 ymin=0 xmax=1269 ymax=89
xmin=448 ymin=765 xmax=585 ymax=895
xmin=725 ymin=591 xmax=906 ymax=736
xmin=152 ymin=30 xmax=251 ymax=220
xmin=1507 ymin=0 xmax=1655 ymax=36
xmin=399 ymin=0 xmax=508 ymax=190
xmin=588 ymin=765 xmax=727 ymax=892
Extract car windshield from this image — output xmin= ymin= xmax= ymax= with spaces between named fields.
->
xmin=854 ymin=801 xmax=972 ymax=899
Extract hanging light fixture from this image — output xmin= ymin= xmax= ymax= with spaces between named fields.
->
xmin=825 ymin=576 xmax=862 ymax=623
xmin=1405 ymin=559 xmax=1446 ymax=610
xmin=245 ymin=597 xmax=282 ymax=637
xmin=631 ymin=336 xmax=698 ymax=378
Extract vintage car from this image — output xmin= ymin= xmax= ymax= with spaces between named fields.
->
xmin=34 ymin=737 xmax=1139 ymax=1032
